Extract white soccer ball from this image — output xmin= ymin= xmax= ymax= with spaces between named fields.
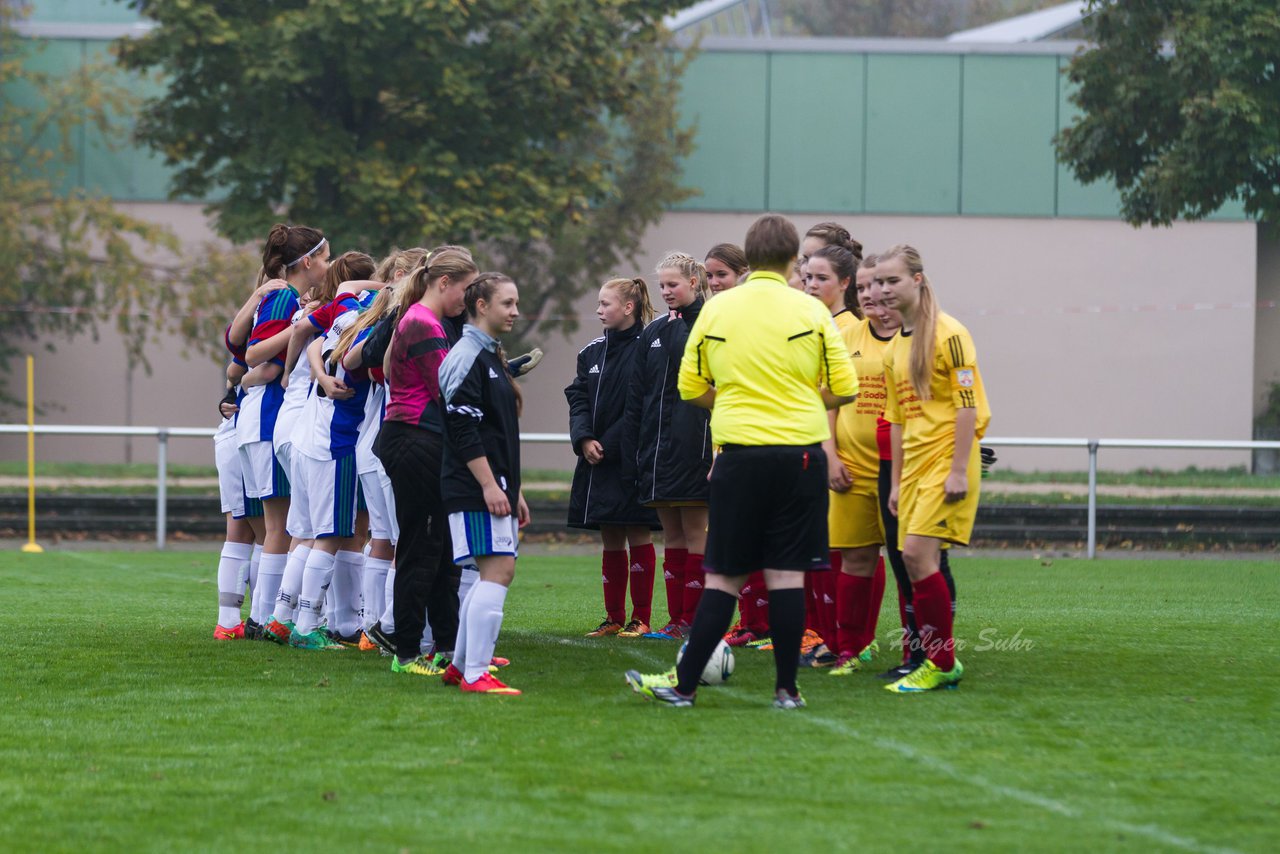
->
xmin=677 ymin=638 xmax=735 ymax=685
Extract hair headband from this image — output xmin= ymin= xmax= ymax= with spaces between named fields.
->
xmin=285 ymin=238 xmax=326 ymax=268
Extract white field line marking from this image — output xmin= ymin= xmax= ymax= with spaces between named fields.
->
xmin=609 ymin=641 xmax=1239 ymax=854
xmin=61 ymin=550 xmax=201 ymax=584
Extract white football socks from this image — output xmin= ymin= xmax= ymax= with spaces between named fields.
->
xmin=243 ymin=543 xmax=261 ymax=601
xmin=451 ymin=573 xmax=481 ymax=675
xmin=458 ymin=565 xmax=478 ymax=611
xmin=251 ymin=551 xmax=287 ymax=626
xmin=380 ymin=566 xmax=397 ymax=633
xmin=362 ymin=557 xmax=392 ymax=632
xmin=274 ymin=544 xmax=311 ymax=624
xmin=216 ymin=542 xmax=253 ymax=628
xmin=461 ymin=580 xmax=508 ymax=683
xmin=295 ymin=550 xmax=336 ymax=635
xmin=329 ymin=550 xmax=364 ymax=638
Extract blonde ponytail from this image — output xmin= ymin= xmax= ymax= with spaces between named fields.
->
xmin=603 ymin=276 xmax=656 ymax=326
xmin=329 ymin=286 xmax=398 ymax=372
xmin=881 ymin=244 xmax=938 ymax=401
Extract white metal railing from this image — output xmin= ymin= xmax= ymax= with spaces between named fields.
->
xmin=2 ymin=424 xmax=1278 ymax=556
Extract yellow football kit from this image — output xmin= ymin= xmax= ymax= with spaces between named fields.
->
xmin=829 ymin=315 xmax=896 ymax=549
xmin=883 ymin=311 xmax=990 ymax=547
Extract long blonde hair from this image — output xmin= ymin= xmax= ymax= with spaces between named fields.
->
xmin=602 ymin=277 xmax=655 ymax=327
xmin=327 ymin=286 xmax=398 ymax=372
xmin=395 ymin=245 xmax=477 ymax=317
xmin=375 ymin=247 xmax=430 ymax=284
xmin=880 ymin=244 xmax=937 ymax=400
xmin=656 ymin=251 xmax=707 ymax=300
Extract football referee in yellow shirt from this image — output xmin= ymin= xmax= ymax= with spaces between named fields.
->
xmin=625 ymin=214 xmax=860 ymax=709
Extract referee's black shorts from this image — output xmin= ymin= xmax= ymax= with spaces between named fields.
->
xmin=704 ymin=443 xmax=831 ymax=576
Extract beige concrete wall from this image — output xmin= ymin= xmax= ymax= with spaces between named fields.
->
xmin=1 ymin=206 xmax=1261 ymax=473
xmin=517 ymin=211 xmax=1259 ymax=472
xmin=1255 ymin=232 xmax=1280 ymax=419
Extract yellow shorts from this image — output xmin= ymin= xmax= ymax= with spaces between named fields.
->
xmin=828 ymin=477 xmax=883 ymax=549
xmin=898 ymin=445 xmax=981 ymax=549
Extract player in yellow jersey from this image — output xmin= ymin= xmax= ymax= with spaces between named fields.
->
xmin=865 ymin=261 xmax=958 ymax=681
xmin=880 ymin=244 xmax=990 ymax=693
xmin=796 ymin=223 xmax=864 ymax=664
xmin=821 ymin=251 xmax=899 ymax=676
xmin=802 ymin=239 xmax=863 ymax=669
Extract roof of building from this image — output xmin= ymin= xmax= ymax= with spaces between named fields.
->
xmin=947 ymin=1 xmax=1087 ymax=43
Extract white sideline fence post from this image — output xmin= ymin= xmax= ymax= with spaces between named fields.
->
xmin=157 ymin=429 xmax=169 ymax=551
xmin=1087 ymin=440 xmax=1099 ymax=560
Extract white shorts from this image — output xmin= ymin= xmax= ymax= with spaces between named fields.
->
xmin=215 ymin=431 xmax=245 ymax=517
xmin=449 ymin=511 xmax=520 ymax=565
xmin=294 ymin=453 xmax=360 ymax=540
xmin=360 ymin=468 xmax=397 ymax=543
xmin=284 ymin=444 xmax=312 ymax=539
xmin=239 ymin=440 xmax=290 ymax=500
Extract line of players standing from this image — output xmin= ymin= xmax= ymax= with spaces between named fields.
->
xmin=567 ymin=220 xmax=991 ymax=693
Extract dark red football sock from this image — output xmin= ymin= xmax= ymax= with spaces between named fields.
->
xmin=662 ymin=548 xmax=687 ymax=627
xmin=897 ymin=588 xmax=912 ymax=665
xmin=860 ymin=557 xmax=887 ymax=652
xmin=601 ymin=550 xmax=628 ymax=625
xmin=680 ymin=552 xmax=705 ymax=625
xmin=821 ymin=551 xmax=841 ymax=644
xmin=835 ymin=572 xmax=859 ymax=659
xmin=912 ymin=571 xmax=956 ymax=671
xmin=628 ymin=543 xmax=656 ymax=626
xmin=849 ymin=574 xmax=875 ymax=658
xmin=741 ymin=571 xmax=769 ymax=634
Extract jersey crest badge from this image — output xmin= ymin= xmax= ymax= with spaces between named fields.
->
xmin=954 ymin=368 xmax=975 ymax=388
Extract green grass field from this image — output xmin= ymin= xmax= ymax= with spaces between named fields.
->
xmin=1 ymin=551 xmax=1276 ymax=852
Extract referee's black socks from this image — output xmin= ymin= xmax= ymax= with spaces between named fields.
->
xmin=675 ymin=589 xmax=738 ymax=696
xmin=768 ymin=588 xmax=806 ymax=696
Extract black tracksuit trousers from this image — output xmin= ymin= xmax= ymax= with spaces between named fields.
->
xmin=377 ymin=420 xmax=460 ymax=660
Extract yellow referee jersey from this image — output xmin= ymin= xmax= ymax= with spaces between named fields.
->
xmin=678 ymin=271 xmax=859 ymax=446
xmin=834 ymin=315 xmax=895 ymax=480
xmin=883 ymin=311 xmax=991 ymax=476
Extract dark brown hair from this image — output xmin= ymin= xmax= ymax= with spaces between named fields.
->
xmin=262 ymin=223 xmax=326 ymax=279
xmin=316 ymin=251 xmax=375 ymax=305
xmin=705 ymin=243 xmax=749 ymax=276
xmin=805 ymin=221 xmax=863 ymax=259
xmin=811 ymin=243 xmax=863 ymax=314
xmin=464 ymin=272 xmax=523 ymax=417
xmin=744 ymin=214 xmax=800 ymax=273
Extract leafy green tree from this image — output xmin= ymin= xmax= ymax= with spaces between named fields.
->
xmin=1057 ymin=0 xmax=1280 ymax=227
xmin=118 ymin=0 xmax=695 ymax=344
xmin=0 ymin=1 xmax=177 ymax=407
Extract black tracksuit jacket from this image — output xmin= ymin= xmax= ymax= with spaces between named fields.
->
xmin=565 ymin=322 xmax=661 ymax=529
